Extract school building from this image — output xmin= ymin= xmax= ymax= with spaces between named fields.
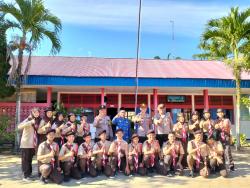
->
xmin=1 ymin=56 xmax=250 ymax=138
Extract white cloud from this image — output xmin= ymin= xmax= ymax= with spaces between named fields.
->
xmin=43 ymin=0 xmax=235 ymax=37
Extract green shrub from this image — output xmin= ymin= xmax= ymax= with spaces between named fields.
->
xmin=0 ymin=115 xmax=15 ymax=143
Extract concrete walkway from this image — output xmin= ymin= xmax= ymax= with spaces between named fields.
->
xmin=0 ymin=148 xmax=250 ymax=188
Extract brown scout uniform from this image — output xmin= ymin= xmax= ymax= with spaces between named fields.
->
xmin=59 ymin=142 xmax=80 ymax=179
xmin=162 ymin=140 xmax=185 ymax=170
xmin=77 ymin=142 xmax=94 ymax=174
xmin=109 ymin=140 xmax=129 ymax=172
xmin=142 ymin=139 xmax=160 ymax=169
xmin=187 ymin=140 xmax=209 ymax=172
xmin=128 ymin=142 xmax=143 ymax=172
xmin=37 ymin=141 xmax=63 ymax=183
xmin=18 ymin=117 xmax=40 ymax=178
xmin=92 ymin=140 xmax=111 ymax=171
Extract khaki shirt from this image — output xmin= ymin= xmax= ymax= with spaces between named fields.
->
xmin=208 ymin=141 xmax=224 ymax=160
xmin=18 ymin=118 xmax=35 ymax=148
xmin=173 ymin=122 xmax=188 ymax=139
xmin=153 ymin=113 xmax=173 ymax=134
xmin=187 ymin=140 xmax=209 ymax=159
xmin=61 ymin=121 xmax=77 ymax=135
xmin=59 ymin=143 xmax=78 ymax=162
xmin=78 ymin=142 xmax=94 ymax=158
xmin=162 ymin=140 xmax=185 ymax=156
xmin=142 ymin=140 xmax=160 ymax=154
xmin=51 ymin=122 xmax=64 ymax=138
xmin=109 ymin=140 xmax=128 ymax=157
xmin=128 ymin=143 xmax=142 ymax=156
xmin=215 ymin=118 xmax=231 ymax=135
xmin=93 ymin=140 xmax=111 ymax=158
xmin=134 ymin=113 xmax=152 ymax=137
xmin=199 ymin=119 xmax=215 ymax=133
xmin=37 ymin=141 xmax=59 ymax=164
xmin=76 ymin=123 xmax=90 ymax=137
xmin=188 ymin=119 xmax=200 ymax=135
xmin=38 ymin=119 xmax=52 ymax=134
xmin=93 ymin=116 xmax=113 ymax=139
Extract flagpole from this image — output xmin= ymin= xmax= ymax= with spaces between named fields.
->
xmin=135 ymin=0 xmax=142 ymax=114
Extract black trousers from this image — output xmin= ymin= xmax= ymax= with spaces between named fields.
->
xmin=156 ymin=134 xmax=168 ymax=147
xmin=21 ymin=148 xmax=35 ymax=178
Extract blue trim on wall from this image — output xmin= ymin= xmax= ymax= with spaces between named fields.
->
xmin=26 ymin=75 xmax=250 ymax=88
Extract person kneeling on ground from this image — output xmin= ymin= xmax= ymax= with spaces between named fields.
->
xmin=37 ymin=128 xmax=63 ymax=184
xmin=108 ymin=128 xmax=130 ymax=177
xmin=162 ymin=132 xmax=184 ymax=176
xmin=207 ymin=130 xmax=228 ymax=177
xmin=59 ymin=131 xmax=81 ymax=182
xmin=142 ymin=130 xmax=161 ymax=174
xmin=78 ymin=132 xmax=97 ymax=177
xmin=128 ymin=133 xmax=146 ymax=176
xmin=187 ymin=130 xmax=210 ymax=178
xmin=92 ymin=130 xmax=112 ymax=177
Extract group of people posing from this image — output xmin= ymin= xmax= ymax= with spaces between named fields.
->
xmin=18 ymin=103 xmax=234 ymax=184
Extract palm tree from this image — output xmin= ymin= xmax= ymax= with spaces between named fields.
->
xmin=194 ymin=7 xmax=250 ymax=150
xmin=0 ymin=0 xmax=62 ymax=150
xmin=0 ymin=14 xmax=15 ymax=98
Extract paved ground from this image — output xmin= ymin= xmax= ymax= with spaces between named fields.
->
xmin=0 ymin=147 xmax=250 ymax=188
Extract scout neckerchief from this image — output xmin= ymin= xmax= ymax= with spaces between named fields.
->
xmin=146 ymin=140 xmax=155 ymax=167
xmin=193 ymin=140 xmax=201 ymax=169
xmin=220 ymin=119 xmax=226 ymax=141
xmin=47 ymin=142 xmax=55 ymax=169
xmin=207 ymin=119 xmax=213 ymax=137
xmin=116 ymin=140 xmax=122 ymax=170
xmin=67 ymin=121 xmax=76 ymax=132
xmin=169 ymin=141 xmax=178 ymax=168
xmin=131 ymin=143 xmax=141 ymax=171
xmin=82 ymin=142 xmax=92 ymax=171
xmin=180 ymin=122 xmax=187 ymax=143
xmin=82 ymin=122 xmax=89 ymax=134
xmin=65 ymin=143 xmax=76 ymax=163
xmin=30 ymin=116 xmax=41 ymax=148
xmin=97 ymin=141 xmax=108 ymax=167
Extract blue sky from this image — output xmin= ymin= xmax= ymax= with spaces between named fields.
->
xmin=5 ymin=0 xmax=250 ymax=59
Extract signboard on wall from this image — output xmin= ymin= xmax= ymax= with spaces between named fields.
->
xmin=167 ymin=96 xmax=185 ymax=103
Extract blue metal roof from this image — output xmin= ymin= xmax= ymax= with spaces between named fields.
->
xmin=25 ymin=75 xmax=250 ymax=88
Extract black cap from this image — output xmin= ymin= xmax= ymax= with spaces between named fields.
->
xmin=147 ymin=129 xmax=155 ymax=135
xmin=68 ymin=112 xmax=75 ymax=118
xmin=192 ymin=111 xmax=199 ymax=116
xmin=131 ymin=133 xmax=139 ymax=140
xmin=44 ymin=107 xmax=53 ymax=112
xmin=194 ymin=130 xmax=202 ymax=135
xmin=46 ymin=128 xmax=56 ymax=135
xmin=65 ymin=131 xmax=75 ymax=137
xmin=119 ymin=107 xmax=125 ymax=111
xmin=99 ymin=105 xmax=106 ymax=110
xmin=217 ymin=109 xmax=224 ymax=113
xmin=203 ymin=109 xmax=210 ymax=114
xmin=83 ymin=132 xmax=91 ymax=138
xmin=115 ymin=128 xmax=124 ymax=134
xmin=98 ymin=129 xmax=106 ymax=137
xmin=177 ymin=112 xmax=184 ymax=118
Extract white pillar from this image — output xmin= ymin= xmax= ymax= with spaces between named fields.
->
xmin=148 ymin=94 xmax=151 ymax=115
xmin=232 ymin=94 xmax=237 ymax=136
xmin=57 ymin=92 xmax=60 ymax=108
xmin=191 ymin=94 xmax=195 ymax=112
xmin=118 ymin=93 xmax=122 ymax=112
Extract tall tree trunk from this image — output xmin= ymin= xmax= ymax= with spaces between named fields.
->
xmin=235 ymin=72 xmax=241 ymax=151
xmin=14 ymin=48 xmax=23 ymax=152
